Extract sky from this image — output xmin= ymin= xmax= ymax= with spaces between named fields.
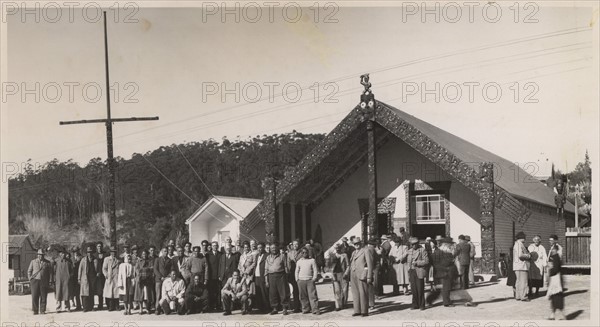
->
xmin=2 ymin=2 xmax=599 ymax=178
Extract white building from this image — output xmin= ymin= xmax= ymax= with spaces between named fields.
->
xmin=186 ymin=195 xmax=261 ymax=245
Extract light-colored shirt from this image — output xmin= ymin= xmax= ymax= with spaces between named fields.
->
xmin=295 ymin=258 xmax=318 ymax=281
xmin=161 ymin=278 xmax=186 ymax=301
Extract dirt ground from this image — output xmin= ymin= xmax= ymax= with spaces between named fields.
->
xmin=4 ymin=275 xmax=591 ymax=325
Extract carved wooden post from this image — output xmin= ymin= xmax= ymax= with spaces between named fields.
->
xmin=262 ymin=177 xmax=277 ymax=244
xmin=360 ymin=74 xmax=378 ymax=241
xmin=479 ymin=162 xmax=496 ymax=275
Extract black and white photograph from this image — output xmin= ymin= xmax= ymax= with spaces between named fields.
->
xmin=1 ymin=1 xmax=598 ymax=326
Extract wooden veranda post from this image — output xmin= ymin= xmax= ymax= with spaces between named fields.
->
xmin=359 ymin=74 xmax=378 ymax=241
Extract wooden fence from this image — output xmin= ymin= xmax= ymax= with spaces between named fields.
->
xmin=564 ymin=228 xmax=591 ymax=266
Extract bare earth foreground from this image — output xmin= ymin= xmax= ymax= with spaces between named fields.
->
xmin=5 ymin=275 xmax=591 ymax=326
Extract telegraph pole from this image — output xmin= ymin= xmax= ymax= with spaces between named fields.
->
xmin=60 ymin=11 xmax=159 ymax=248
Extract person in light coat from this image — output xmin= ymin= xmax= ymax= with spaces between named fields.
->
xmin=118 ymin=254 xmax=135 ymax=315
xmin=401 ymin=237 xmax=430 ymax=311
xmin=527 ymin=235 xmax=547 ymax=298
xmin=512 ymin=232 xmax=531 ymax=301
xmin=388 ymin=236 xmax=410 ymax=295
xmin=103 ymin=246 xmax=121 ymax=311
xmin=54 ymin=249 xmax=72 ymax=312
xmin=344 ymin=238 xmax=373 ymax=317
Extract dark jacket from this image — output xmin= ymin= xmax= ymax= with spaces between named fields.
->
xmin=153 ymin=256 xmax=172 ymax=283
xmin=454 ymin=242 xmax=471 ymax=266
xmin=219 ymin=252 xmax=240 ymax=280
xmin=206 ymin=251 xmax=221 ymax=280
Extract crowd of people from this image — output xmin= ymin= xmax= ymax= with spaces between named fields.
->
xmin=510 ymin=233 xmax=566 ymax=320
xmin=25 ymin=229 xmax=565 ymax=319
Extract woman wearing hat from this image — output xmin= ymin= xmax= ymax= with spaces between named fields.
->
xmin=512 ymin=232 xmax=531 ymax=301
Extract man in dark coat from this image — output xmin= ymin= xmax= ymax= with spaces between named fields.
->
xmin=286 ymin=240 xmax=303 ymax=313
xmin=70 ymin=249 xmax=82 ymax=311
xmin=79 ymin=247 xmax=96 ymax=312
xmin=253 ymin=242 xmax=269 ymax=312
xmin=454 ymin=235 xmax=472 ymax=289
xmin=94 ymin=242 xmax=106 ymax=310
xmin=146 ymin=245 xmax=158 ymax=311
xmin=28 ymin=248 xmax=52 ymax=315
xmin=206 ymin=241 xmax=222 ymax=311
xmin=426 ymin=237 xmax=456 ymax=307
xmin=153 ymin=247 xmax=172 ymax=315
xmin=219 ymin=244 xmax=240 ymax=282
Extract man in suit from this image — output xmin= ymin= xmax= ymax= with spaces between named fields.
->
xmin=28 ymin=248 xmax=52 ymax=315
xmin=94 ymin=242 xmax=106 ymax=310
xmin=219 ymin=244 xmax=240 ymax=282
xmin=402 ymin=237 xmax=430 ymax=310
xmin=146 ymin=245 xmax=157 ymax=312
xmin=221 ymin=269 xmax=250 ymax=315
xmin=173 ymin=245 xmax=192 ymax=285
xmin=189 ymin=246 xmax=208 ymax=285
xmin=206 ymin=241 xmax=222 ymax=311
xmin=253 ymin=242 xmax=269 ymax=312
xmin=454 ymin=235 xmax=472 ymax=289
xmin=154 ymin=247 xmax=172 ymax=315
xmin=344 ymin=238 xmax=372 ymax=317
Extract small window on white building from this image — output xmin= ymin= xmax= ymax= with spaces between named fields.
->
xmin=414 ymin=194 xmax=445 ymax=223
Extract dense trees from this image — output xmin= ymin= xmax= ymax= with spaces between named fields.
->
xmin=8 ymin=131 xmax=325 ymax=249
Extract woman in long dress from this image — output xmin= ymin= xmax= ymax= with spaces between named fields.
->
xmin=388 ymin=236 xmax=410 ymax=295
xmin=134 ymin=250 xmax=153 ymax=314
xmin=118 ymin=254 xmax=135 ymax=315
xmin=527 ymin=235 xmax=547 ymax=298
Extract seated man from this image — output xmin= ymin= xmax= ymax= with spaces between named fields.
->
xmin=185 ymin=274 xmax=209 ymax=314
xmin=159 ymin=270 xmax=186 ymax=315
xmin=221 ymin=269 xmax=249 ymax=315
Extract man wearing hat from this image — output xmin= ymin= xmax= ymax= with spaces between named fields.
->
xmin=28 ymin=248 xmax=52 ymax=315
xmin=344 ymin=237 xmax=372 ymax=317
xmin=120 ymin=244 xmax=131 ymax=259
xmin=79 ymin=247 xmax=97 ymax=312
xmin=401 ymin=237 xmax=429 ymax=310
xmin=103 ymin=246 xmax=121 ymax=311
xmin=454 ymin=235 xmax=471 ymax=290
xmin=513 ymin=232 xmax=531 ymax=301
